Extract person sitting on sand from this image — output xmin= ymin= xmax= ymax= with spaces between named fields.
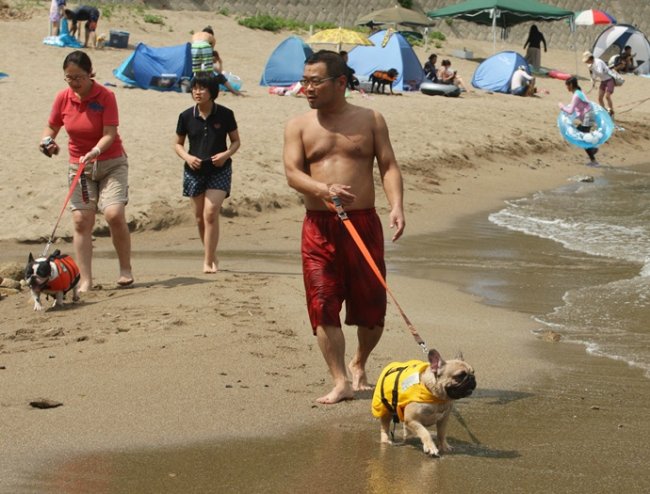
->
xmin=175 ymin=75 xmax=241 ymax=273
xmin=339 ymin=50 xmax=359 ymax=90
xmin=614 ymin=46 xmax=637 ymax=74
xmin=510 ymin=65 xmax=536 ymax=97
xmin=212 ymin=50 xmax=244 ymax=96
xmin=64 ymin=5 xmax=100 ymax=48
xmin=191 ymin=26 xmax=216 ymax=76
xmin=424 ymin=53 xmax=439 ymax=83
xmin=437 ymin=59 xmax=469 ymax=92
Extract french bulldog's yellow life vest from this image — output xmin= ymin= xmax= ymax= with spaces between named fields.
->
xmin=371 ymin=360 xmax=443 ymax=422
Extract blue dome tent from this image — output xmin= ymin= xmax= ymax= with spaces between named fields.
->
xmin=471 ymin=51 xmax=529 ymax=93
xmin=260 ymin=36 xmax=314 ymax=87
xmin=347 ymin=30 xmax=424 ymax=91
xmin=113 ymin=43 xmax=193 ymax=91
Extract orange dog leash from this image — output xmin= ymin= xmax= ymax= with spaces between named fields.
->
xmin=329 ymin=196 xmax=428 ymax=354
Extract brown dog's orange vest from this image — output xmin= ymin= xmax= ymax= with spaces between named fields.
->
xmin=372 ymin=70 xmax=397 ymax=82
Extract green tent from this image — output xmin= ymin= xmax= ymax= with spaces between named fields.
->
xmin=427 ymin=0 xmax=574 ymax=28
xmin=428 ymin=0 xmax=574 ymax=53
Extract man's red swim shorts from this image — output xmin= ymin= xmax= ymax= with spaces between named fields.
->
xmin=301 ymin=208 xmax=386 ymax=333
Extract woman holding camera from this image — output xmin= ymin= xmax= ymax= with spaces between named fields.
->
xmin=40 ymin=50 xmax=133 ymax=291
xmin=174 ymin=74 xmax=240 ymax=273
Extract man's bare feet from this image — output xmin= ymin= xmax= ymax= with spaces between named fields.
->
xmin=203 ymin=261 xmax=218 ymax=274
xmin=316 ymin=382 xmax=354 ymax=405
xmin=349 ymin=361 xmax=373 ymax=391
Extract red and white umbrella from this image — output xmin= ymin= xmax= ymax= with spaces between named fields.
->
xmin=574 ymin=9 xmax=617 ymax=26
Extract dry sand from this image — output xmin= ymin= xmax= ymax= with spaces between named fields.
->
xmin=1 ymin=4 xmax=650 ymax=492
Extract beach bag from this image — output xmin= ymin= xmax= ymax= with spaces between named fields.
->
xmin=608 ymin=68 xmax=625 ymax=87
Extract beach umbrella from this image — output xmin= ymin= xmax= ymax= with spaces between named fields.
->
xmin=356 ymin=5 xmax=434 ymax=28
xmin=307 ymin=27 xmax=374 ymax=52
xmin=574 ymin=9 xmax=617 ymax=26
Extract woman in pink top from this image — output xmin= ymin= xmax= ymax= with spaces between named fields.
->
xmin=40 ymin=50 xmax=133 ymax=290
xmin=559 ymin=76 xmax=598 ymax=166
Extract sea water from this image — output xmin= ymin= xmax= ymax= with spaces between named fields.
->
xmin=392 ymin=163 xmax=650 ymax=378
xmin=489 ymin=164 xmax=650 ymax=377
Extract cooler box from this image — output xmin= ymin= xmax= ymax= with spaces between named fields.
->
xmin=108 ymin=30 xmax=129 ymax=49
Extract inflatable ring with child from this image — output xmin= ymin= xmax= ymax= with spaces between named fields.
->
xmin=557 ymin=102 xmax=614 ymax=149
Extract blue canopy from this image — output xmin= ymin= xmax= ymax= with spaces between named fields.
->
xmin=471 ymin=51 xmax=528 ymax=93
xmin=347 ymin=30 xmax=424 ymax=91
xmin=113 ymin=43 xmax=192 ymax=91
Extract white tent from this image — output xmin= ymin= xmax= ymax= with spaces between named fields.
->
xmin=592 ymin=24 xmax=650 ymax=75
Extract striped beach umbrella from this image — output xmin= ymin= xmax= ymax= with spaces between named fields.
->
xmin=574 ymin=9 xmax=617 ymax=26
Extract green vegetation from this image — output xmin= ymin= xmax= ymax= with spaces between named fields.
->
xmin=143 ymin=13 xmax=165 ymax=26
xmin=238 ymin=14 xmax=336 ymax=32
xmin=97 ymin=3 xmax=114 ymax=20
xmin=401 ymin=30 xmax=446 ymax=48
xmin=217 ymin=7 xmax=230 ymax=16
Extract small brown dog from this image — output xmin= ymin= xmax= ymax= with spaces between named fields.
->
xmin=371 ymin=349 xmax=476 ymax=456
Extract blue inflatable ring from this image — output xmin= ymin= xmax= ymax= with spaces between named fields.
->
xmin=557 ymin=103 xmax=614 ymax=149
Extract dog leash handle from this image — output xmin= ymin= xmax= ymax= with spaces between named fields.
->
xmin=330 ymin=195 xmax=348 ymax=220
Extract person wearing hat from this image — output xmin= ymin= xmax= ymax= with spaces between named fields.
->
xmin=583 ymin=51 xmax=615 ymax=116
xmin=510 ymin=65 xmax=536 ymax=97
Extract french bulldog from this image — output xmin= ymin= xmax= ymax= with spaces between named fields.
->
xmin=370 ymin=68 xmax=399 ymax=95
xmin=24 ymin=250 xmax=81 ymax=311
xmin=371 ymin=349 xmax=476 ymax=456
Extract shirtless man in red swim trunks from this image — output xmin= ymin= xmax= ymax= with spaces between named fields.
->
xmin=283 ymin=50 xmax=405 ymax=405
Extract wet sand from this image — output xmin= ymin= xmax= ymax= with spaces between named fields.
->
xmin=12 ymin=210 xmax=650 ymax=494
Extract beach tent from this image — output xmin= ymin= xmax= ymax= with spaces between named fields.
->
xmin=471 ymin=50 xmax=529 ymax=93
xmin=427 ymin=0 xmax=574 ymax=28
xmin=428 ymin=0 xmax=574 ymax=51
xmin=259 ymin=36 xmax=313 ymax=87
xmin=43 ymin=18 xmax=82 ymax=48
xmin=347 ymin=30 xmax=424 ymax=91
xmin=113 ymin=43 xmax=192 ymax=91
xmin=592 ymin=24 xmax=650 ymax=75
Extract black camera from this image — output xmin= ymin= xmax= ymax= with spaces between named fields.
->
xmin=40 ymin=137 xmax=54 ymax=157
